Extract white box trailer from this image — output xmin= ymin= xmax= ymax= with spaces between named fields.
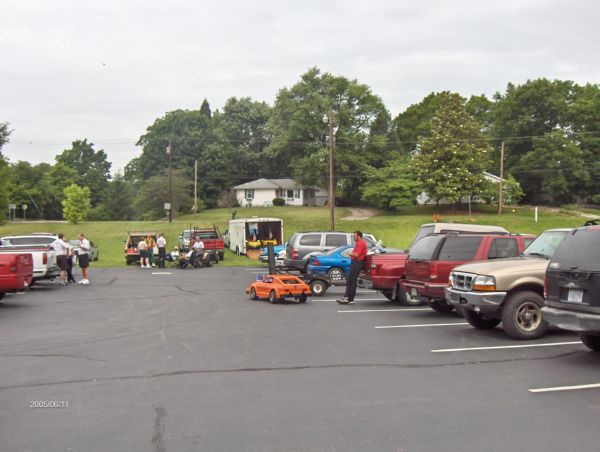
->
xmin=228 ymin=217 xmax=284 ymax=255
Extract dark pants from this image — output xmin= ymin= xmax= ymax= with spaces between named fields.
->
xmin=344 ymin=260 xmax=365 ymax=301
xmin=158 ymin=247 xmax=166 ymax=268
xmin=66 ymin=256 xmax=76 ymax=283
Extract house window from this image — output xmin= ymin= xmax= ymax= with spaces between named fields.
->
xmin=294 ymin=189 xmax=300 ymax=199
xmin=275 ymin=189 xmax=283 ymax=198
xmin=245 ymin=189 xmax=254 ymax=200
xmin=287 ymin=189 xmax=294 ymax=199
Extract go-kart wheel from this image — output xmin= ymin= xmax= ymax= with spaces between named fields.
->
xmin=310 ymin=279 xmax=328 ymax=296
xmin=250 ymin=287 xmax=258 ymax=300
xmin=269 ymin=290 xmax=278 ymax=304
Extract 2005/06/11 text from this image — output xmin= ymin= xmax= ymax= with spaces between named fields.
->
xmin=30 ymin=401 xmax=69 ymax=408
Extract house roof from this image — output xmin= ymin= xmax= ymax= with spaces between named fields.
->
xmin=234 ymin=178 xmax=303 ymax=190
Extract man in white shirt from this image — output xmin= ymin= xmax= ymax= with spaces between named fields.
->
xmin=51 ymin=233 xmax=70 ymax=286
xmin=77 ymin=233 xmax=91 ymax=285
xmin=156 ymin=233 xmax=167 ymax=268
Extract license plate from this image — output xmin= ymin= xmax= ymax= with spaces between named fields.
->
xmin=411 ymin=288 xmax=418 ymax=297
xmin=567 ymin=289 xmax=583 ymax=303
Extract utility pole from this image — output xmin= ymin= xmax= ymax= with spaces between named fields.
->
xmin=167 ymin=140 xmax=173 ymax=223
xmin=498 ymin=141 xmax=504 ymax=215
xmin=193 ymin=160 xmax=198 ymax=214
xmin=328 ymin=109 xmax=335 ymax=231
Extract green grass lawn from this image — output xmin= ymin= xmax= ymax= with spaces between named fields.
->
xmin=0 ymin=205 xmax=596 ymax=267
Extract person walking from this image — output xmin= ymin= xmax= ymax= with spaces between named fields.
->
xmin=50 ymin=233 xmax=70 ymax=286
xmin=156 ymin=233 xmax=167 ymax=268
xmin=77 ymin=233 xmax=91 ymax=285
xmin=337 ymin=231 xmax=368 ymax=305
xmin=138 ymin=239 xmax=149 ymax=268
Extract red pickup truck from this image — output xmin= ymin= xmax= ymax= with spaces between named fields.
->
xmin=357 ymin=223 xmax=510 ymax=305
xmin=179 ymin=227 xmax=225 ymax=261
xmin=402 ymin=232 xmax=535 ymax=313
xmin=0 ymin=252 xmax=34 ymax=300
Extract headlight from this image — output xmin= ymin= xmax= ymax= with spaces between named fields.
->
xmin=472 ymin=275 xmax=496 ymax=292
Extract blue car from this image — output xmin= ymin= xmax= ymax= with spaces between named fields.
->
xmin=259 ymin=244 xmax=286 ymax=263
xmin=306 ymin=245 xmax=354 ymax=281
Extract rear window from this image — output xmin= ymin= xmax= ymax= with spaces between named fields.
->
xmin=487 ymin=238 xmax=519 ymax=259
xmin=299 ymin=234 xmax=321 ymax=246
xmin=325 ymin=234 xmax=347 ymax=247
xmin=438 ymin=236 xmax=483 ymax=261
xmin=410 ymin=225 xmax=435 ymax=249
xmin=551 ymin=228 xmax=600 ymax=270
xmin=408 ymin=235 xmax=444 ymax=260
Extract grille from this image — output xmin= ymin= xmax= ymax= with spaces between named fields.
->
xmin=451 ymin=272 xmax=476 ymax=290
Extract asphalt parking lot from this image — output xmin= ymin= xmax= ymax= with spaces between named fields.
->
xmin=1 ymin=266 xmax=600 ymax=452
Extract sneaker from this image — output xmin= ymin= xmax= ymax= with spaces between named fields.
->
xmin=82 ymin=279 xmax=89 ymax=285
xmin=141 ymin=265 xmax=146 ymax=268
xmin=78 ymin=280 xmax=84 ymax=284
xmin=347 ymin=300 xmax=355 ymax=304
xmin=336 ymin=298 xmax=349 ymax=304
xmin=59 ymin=281 xmax=67 ymax=286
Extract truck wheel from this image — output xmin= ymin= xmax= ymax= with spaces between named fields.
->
xmin=219 ymin=252 xmax=224 ymax=261
xmin=269 ymin=290 xmax=278 ymax=304
xmin=579 ymin=333 xmax=600 ymax=352
xmin=463 ymin=309 xmax=501 ymax=329
xmin=310 ymin=279 xmax=328 ymax=296
xmin=430 ymin=299 xmax=454 ymax=313
xmin=400 ymin=287 xmax=425 ymax=307
xmin=501 ymin=291 xmax=548 ymax=340
xmin=327 ymin=267 xmax=344 ymax=281
xmin=250 ymin=287 xmax=258 ymax=300
xmin=0 ymin=293 xmax=4 ymax=301
xmin=298 ymin=294 xmax=307 ymax=303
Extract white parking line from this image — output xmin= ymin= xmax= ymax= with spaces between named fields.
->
xmin=152 ymin=272 xmax=172 ymax=275
xmin=338 ymin=308 xmax=431 ymax=313
xmin=322 ymin=298 xmax=386 ymax=302
xmin=529 ymin=383 xmax=600 ymax=393
xmin=431 ymin=341 xmax=582 ymax=353
xmin=375 ymin=322 xmax=468 ymax=329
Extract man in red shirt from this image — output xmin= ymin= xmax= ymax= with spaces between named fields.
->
xmin=337 ymin=231 xmax=368 ymax=305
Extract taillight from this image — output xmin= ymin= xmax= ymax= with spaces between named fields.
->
xmin=312 ymin=258 xmax=321 ymax=266
xmin=43 ymin=253 xmax=48 ymax=264
xmin=291 ymin=248 xmax=298 ymax=259
xmin=370 ymin=263 xmax=378 ymax=276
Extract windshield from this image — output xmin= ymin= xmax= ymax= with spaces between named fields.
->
xmin=522 ymin=230 xmax=569 ymax=258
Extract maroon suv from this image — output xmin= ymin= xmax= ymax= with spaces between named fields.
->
xmin=401 ymin=232 xmax=535 ymax=313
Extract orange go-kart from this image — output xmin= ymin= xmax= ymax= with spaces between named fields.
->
xmin=246 ymin=274 xmax=312 ymax=303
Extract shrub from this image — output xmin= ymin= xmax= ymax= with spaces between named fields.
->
xmin=273 ymin=197 xmax=285 ymax=206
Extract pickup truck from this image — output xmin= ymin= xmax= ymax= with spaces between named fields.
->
xmin=0 ymin=251 xmax=33 ymax=300
xmin=446 ymin=228 xmax=571 ymax=340
xmin=0 ymin=245 xmax=59 ymax=283
xmin=357 ymin=222 xmax=510 ymax=305
xmin=178 ymin=227 xmax=225 ymax=260
xmin=402 ymin=232 xmax=535 ymax=313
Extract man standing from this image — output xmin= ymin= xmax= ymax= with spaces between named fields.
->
xmin=337 ymin=231 xmax=368 ymax=305
xmin=51 ymin=233 xmax=70 ymax=286
xmin=156 ymin=233 xmax=167 ymax=268
xmin=77 ymin=233 xmax=91 ymax=285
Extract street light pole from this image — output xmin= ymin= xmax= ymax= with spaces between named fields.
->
xmin=167 ymin=140 xmax=172 ymax=223
xmin=328 ymin=109 xmax=335 ymax=231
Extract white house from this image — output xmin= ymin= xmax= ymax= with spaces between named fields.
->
xmin=417 ymin=172 xmax=503 ymax=205
xmin=233 ymin=178 xmax=326 ymax=207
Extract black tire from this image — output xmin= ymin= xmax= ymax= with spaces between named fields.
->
xmin=298 ymin=294 xmax=307 ymax=303
xmin=126 ymin=259 xmax=132 ymax=265
xmin=327 ymin=267 xmax=344 ymax=281
xmin=382 ymin=289 xmax=396 ymax=302
xmin=310 ymin=279 xmax=328 ymax=296
xmin=399 ymin=286 xmax=425 ymax=307
xmin=219 ymin=252 xmax=224 ymax=261
xmin=430 ymin=299 xmax=454 ymax=313
xmin=0 ymin=292 xmax=5 ymax=301
xmin=250 ymin=287 xmax=258 ymax=300
xmin=501 ymin=291 xmax=548 ymax=340
xmin=463 ymin=309 xmax=501 ymax=329
xmin=269 ymin=290 xmax=278 ymax=304
xmin=94 ymin=253 xmax=99 ymax=262
xmin=579 ymin=333 xmax=600 ymax=352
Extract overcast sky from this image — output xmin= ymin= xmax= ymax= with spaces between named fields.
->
xmin=1 ymin=0 xmax=599 ymax=172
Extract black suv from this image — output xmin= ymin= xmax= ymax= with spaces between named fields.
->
xmin=542 ymin=225 xmax=600 ymax=351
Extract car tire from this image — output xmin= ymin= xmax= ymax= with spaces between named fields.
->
xmin=250 ymin=287 xmax=258 ymax=300
xmin=399 ymin=286 xmax=424 ymax=307
xmin=579 ymin=333 xmax=600 ymax=352
xmin=0 ymin=292 xmax=4 ymax=301
xmin=219 ymin=252 xmax=224 ymax=261
xmin=269 ymin=290 xmax=278 ymax=304
xmin=501 ymin=291 xmax=548 ymax=340
xmin=298 ymin=294 xmax=307 ymax=303
xmin=463 ymin=309 xmax=501 ymax=329
xmin=310 ymin=279 xmax=328 ymax=296
xmin=327 ymin=267 xmax=344 ymax=281
xmin=430 ymin=299 xmax=454 ymax=313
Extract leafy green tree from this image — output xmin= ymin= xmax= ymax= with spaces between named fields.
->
xmin=93 ymin=173 xmax=136 ymax=220
xmin=267 ymin=67 xmax=389 ymax=204
xmin=480 ymin=174 xmax=524 ymax=206
xmin=361 ymin=157 xmax=422 ymax=210
xmin=62 ymin=184 xmax=91 ymax=224
xmin=412 ymin=92 xmax=492 ymax=205
xmin=134 ymin=169 xmax=193 ymax=220
xmin=0 ymin=123 xmax=12 ymax=222
xmin=200 ymin=99 xmax=212 ymax=119
xmin=55 ymin=140 xmax=112 ymax=206
xmin=7 ymin=162 xmax=63 ymax=219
